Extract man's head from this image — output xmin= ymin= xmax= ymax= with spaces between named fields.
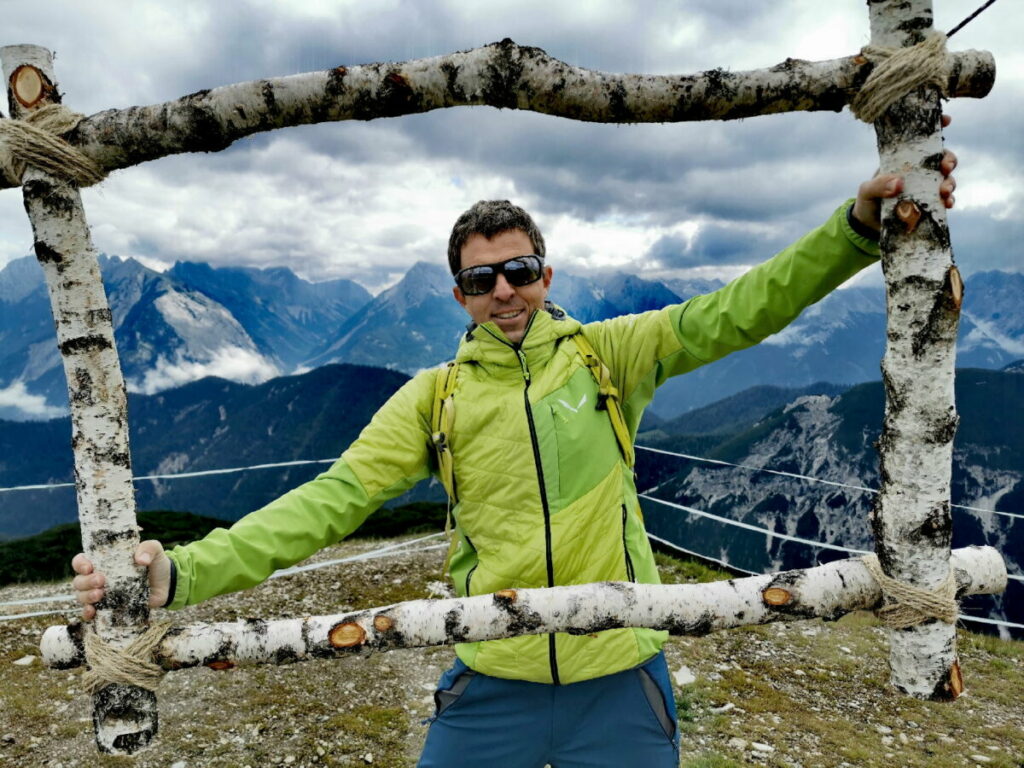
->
xmin=448 ymin=200 xmax=553 ymax=344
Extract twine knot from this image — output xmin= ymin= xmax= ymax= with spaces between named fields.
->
xmin=82 ymin=622 xmax=172 ymax=695
xmin=0 ymin=103 xmax=105 ymax=187
xmin=851 ymin=30 xmax=951 ymax=123
xmin=862 ymin=554 xmax=958 ymax=629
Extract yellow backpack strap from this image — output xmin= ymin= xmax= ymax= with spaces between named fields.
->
xmin=431 ymin=361 xmax=459 ymax=501
xmin=574 ymin=333 xmax=635 ymax=469
xmin=431 ymin=361 xmax=460 ymax=571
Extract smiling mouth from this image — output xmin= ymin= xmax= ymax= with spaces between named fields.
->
xmin=493 ymin=309 xmax=523 ymax=320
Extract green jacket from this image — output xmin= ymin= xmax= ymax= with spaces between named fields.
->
xmin=166 ymin=201 xmax=879 ymax=684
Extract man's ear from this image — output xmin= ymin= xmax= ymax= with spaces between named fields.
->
xmin=453 ymin=285 xmax=468 ymax=308
xmin=542 ymin=265 xmax=553 ymax=291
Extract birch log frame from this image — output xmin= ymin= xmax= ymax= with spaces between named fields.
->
xmin=866 ymin=0 xmax=971 ymax=700
xmin=41 ymin=546 xmax=1006 ymax=671
xmin=1 ymin=46 xmax=157 ymax=754
xmin=0 ymin=40 xmax=994 ymax=190
xmin=0 ymin=15 xmax=999 ymax=755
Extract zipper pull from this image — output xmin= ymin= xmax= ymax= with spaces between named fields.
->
xmin=516 ymin=349 xmax=531 ymax=383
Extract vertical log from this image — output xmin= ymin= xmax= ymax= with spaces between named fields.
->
xmin=866 ymin=2 xmax=963 ymax=699
xmin=0 ymin=46 xmax=157 ymax=751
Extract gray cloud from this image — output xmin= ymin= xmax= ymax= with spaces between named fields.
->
xmin=647 ymin=221 xmax=790 ymax=270
xmin=0 ymin=0 xmax=1019 ymax=283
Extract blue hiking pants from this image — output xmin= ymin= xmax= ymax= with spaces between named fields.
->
xmin=419 ymin=651 xmax=679 ymax=767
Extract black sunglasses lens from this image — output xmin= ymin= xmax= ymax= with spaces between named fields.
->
xmin=459 ymin=267 xmax=497 ymax=296
xmin=504 ymin=257 xmax=542 ymax=287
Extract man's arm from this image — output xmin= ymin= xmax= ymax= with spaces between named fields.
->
xmin=73 ymin=369 xmax=437 ymax=617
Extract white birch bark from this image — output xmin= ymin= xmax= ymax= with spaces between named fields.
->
xmin=0 ymin=41 xmax=994 ymax=190
xmin=0 ymin=46 xmax=156 ymax=753
xmin=867 ymin=1 xmax=967 ymax=699
xmin=41 ymin=546 xmax=1005 ymax=671
xmin=1 ymin=21 xmax=999 ymax=752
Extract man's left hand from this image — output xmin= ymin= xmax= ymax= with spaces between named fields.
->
xmin=852 ymin=114 xmax=957 ymax=232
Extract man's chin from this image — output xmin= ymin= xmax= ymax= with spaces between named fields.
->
xmin=491 ymin=314 xmax=527 ymax=342
xmin=501 ymin=326 xmax=525 ymax=343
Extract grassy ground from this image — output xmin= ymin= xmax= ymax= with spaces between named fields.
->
xmin=0 ymin=540 xmax=1021 ymax=767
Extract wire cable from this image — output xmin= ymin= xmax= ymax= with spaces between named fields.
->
xmin=947 ymin=0 xmax=999 ymax=38
xmin=5 ymin=448 xmax=1020 ymax=523
xmin=640 ymin=493 xmax=872 ymax=555
xmin=640 ymin=493 xmax=1024 ymax=585
xmin=646 ymin=520 xmax=1024 ymax=631
xmin=635 ymin=444 xmax=1024 ymax=521
xmin=0 ymin=457 xmax=338 ymax=493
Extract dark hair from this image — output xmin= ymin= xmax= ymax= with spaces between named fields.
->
xmin=447 ymin=200 xmax=546 ymax=275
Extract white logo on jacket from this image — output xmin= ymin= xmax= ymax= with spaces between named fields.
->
xmin=557 ymin=394 xmax=587 ymax=413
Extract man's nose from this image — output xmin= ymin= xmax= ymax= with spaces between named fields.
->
xmin=492 ymin=273 xmax=516 ymax=301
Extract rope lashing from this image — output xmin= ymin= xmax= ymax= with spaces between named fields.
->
xmin=861 ymin=554 xmax=959 ymax=629
xmin=0 ymin=103 xmax=105 ymax=187
xmin=81 ymin=621 xmax=172 ymax=695
xmin=850 ymin=30 xmax=951 ymax=124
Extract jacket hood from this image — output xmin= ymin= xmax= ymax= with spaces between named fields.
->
xmin=454 ymin=302 xmax=582 ymax=370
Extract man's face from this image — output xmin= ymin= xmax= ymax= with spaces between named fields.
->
xmin=453 ymin=229 xmax=553 ymax=344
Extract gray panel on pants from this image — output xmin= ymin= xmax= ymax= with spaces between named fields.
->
xmin=638 ymin=667 xmax=676 ymax=741
xmin=435 ymin=669 xmax=477 ymax=717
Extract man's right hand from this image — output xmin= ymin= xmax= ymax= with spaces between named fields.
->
xmin=71 ymin=540 xmax=172 ymax=620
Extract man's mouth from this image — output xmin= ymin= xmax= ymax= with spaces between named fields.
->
xmin=493 ymin=309 xmax=523 ymax=320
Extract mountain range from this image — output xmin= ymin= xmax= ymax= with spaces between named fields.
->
xmin=636 ymin=365 xmax=1024 ymax=636
xmin=2 ymin=252 xmax=1023 ymax=421
xmin=0 ymin=255 xmax=371 ymax=420
xmin=0 ymin=364 xmax=431 ymax=539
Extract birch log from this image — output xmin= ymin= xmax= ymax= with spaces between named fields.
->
xmin=867 ymin=1 xmax=968 ymax=699
xmin=1 ymin=46 xmax=156 ymax=754
xmin=0 ymin=40 xmax=994 ymax=190
xmin=41 ymin=546 xmax=1005 ymax=671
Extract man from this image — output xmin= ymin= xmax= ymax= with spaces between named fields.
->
xmin=74 ymin=143 xmax=957 ymax=766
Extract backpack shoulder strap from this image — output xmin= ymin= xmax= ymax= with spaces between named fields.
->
xmin=431 ymin=361 xmax=460 ymax=501
xmin=573 ymin=333 xmax=635 ymax=469
xmin=431 ymin=362 xmax=461 ymax=572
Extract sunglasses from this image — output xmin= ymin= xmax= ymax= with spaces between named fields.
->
xmin=454 ymin=255 xmax=545 ymax=296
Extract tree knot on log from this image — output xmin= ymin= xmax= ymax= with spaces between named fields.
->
xmin=861 ymin=555 xmax=958 ymax=629
xmin=851 ymin=30 xmax=950 ymax=123
xmin=0 ymin=103 xmax=106 ymax=187
xmin=81 ymin=621 xmax=172 ymax=695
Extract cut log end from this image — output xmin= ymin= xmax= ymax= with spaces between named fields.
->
xmin=947 ymin=660 xmax=964 ymax=700
xmin=762 ymin=587 xmax=793 ymax=606
xmin=372 ymin=615 xmax=394 ymax=632
xmin=895 ymin=200 xmax=921 ymax=233
xmin=11 ymin=64 xmax=47 ymax=108
xmin=205 ymin=660 xmax=235 ymax=671
xmin=947 ymin=265 xmax=964 ymax=311
xmin=328 ymin=622 xmax=366 ymax=648
xmin=494 ymin=589 xmax=518 ymax=604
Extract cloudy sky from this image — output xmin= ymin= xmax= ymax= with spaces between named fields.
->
xmin=0 ymin=0 xmax=1019 ymax=292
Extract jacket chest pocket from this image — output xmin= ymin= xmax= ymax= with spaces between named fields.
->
xmin=544 ymin=367 xmax=622 ymax=508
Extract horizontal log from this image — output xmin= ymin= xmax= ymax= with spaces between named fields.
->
xmin=41 ymin=546 xmax=1005 ymax=671
xmin=0 ymin=40 xmax=994 ymax=190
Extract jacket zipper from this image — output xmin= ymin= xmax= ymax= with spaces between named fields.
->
xmin=481 ymin=316 xmax=561 ymax=685
xmin=464 ymin=532 xmax=478 ymax=596
xmin=621 ymin=505 xmax=636 ymax=582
